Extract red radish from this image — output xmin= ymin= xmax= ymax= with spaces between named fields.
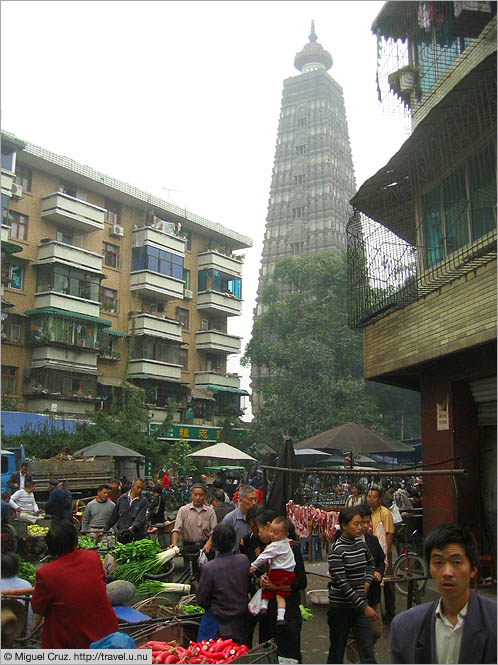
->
xmin=164 ymin=656 xmax=178 ymax=664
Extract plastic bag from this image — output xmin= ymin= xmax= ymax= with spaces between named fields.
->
xmin=390 ymin=502 xmax=403 ymax=525
xmin=248 ymin=588 xmax=263 ymax=616
xmin=198 ymin=549 xmax=208 ymax=567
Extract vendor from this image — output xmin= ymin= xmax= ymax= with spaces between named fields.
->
xmin=30 ymin=521 xmax=118 ymax=648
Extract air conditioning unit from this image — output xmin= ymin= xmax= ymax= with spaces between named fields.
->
xmin=110 ymin=224 xmax=124 ymax=237
xmin=184 ymin=289 xmax=193 ymax=300
xmin=11 ymin=183 xmax=22 ymax=199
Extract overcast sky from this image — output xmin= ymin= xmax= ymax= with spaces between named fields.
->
xmin=1 ymin=1 xmax=408 ymax=421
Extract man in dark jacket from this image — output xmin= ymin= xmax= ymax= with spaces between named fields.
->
xmin=346 ymin=504 xmax=386 ymax=663
xmin=390 ymin=523 xmax=496 ymax=664
xmin=45 ymin=479 xmax=65 ymax=520
xmin=105 ymin=478 xmax=148 ymax=541
xmin=58 ymin=480 xmax=73 ymax=522
xmin=7 ymin=463 xmax=33 ymax=493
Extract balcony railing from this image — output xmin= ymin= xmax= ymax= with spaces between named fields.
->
xmin=195 ymin=330 xmax=241 ymax=354
xmin=197 ymin=250 xmax=243 ymax=275
xmin=129 ymin=313 xmax=183 ymax=342
xmin=38 ymin=240 xmax=103 ymax=272
xmin=132 ymin=226 xmax=186 ymax=254
xmin=347 ymin=210 xmax=497 ymax=330
xmin=194 ymin=371 xmax=241 ymax=389
xmin=41 ymin=192 xmax=105 ymax=233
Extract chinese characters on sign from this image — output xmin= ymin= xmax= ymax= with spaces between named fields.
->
xmin=436 ymin=395 xmax=449 ymax=430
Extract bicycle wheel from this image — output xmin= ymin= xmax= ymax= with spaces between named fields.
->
xmin=393 ymin=552 xmax=428 ymax=596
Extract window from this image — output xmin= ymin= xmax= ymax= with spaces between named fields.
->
xmin=197 ymin=269 xmax=242 ymax=298
xmin=15 ymin=166 xmax=32 ymax=192
xmin=183 ymin=268 xmax=191 ymax=290
xmin=133 ymin=337 xmax=180 ymax=364
xmin=3 ymin=262 xmax=24 ymax=290
xmin=293 ymin=207 xmax=305 ymax=219
xmin=422 ymin=142 xmax=497 ymax=269
xmin=201 ymin=318 xmax=226 ymax=332
xmin=36 ymin=264 xmax=100 ymax=301
xmin=296 ymin=118 xmax=307 ymax=127
xmin=59 ymin=182 xmax=77 ymax=197
xmin=8 ymin=211 xmax=28 ymax=240
xmin=132 ymin=246 xmax=183 ymax=279
xmin=294 ymin=175 xmax=305 ymax=185
xmin=1 ymin=314 xmax=22 ymax=343
xmin=1 ymin=193 xmax=9 ymax=224
xmin=1 ymin=366 xmax=18 ymax=394
xmin=296 ymin=145 xmax=306 ymax=155
xmin=105 ymin=199 xmax=120 ymax=225
xmin=206 ymin=354 xmax=223 ymax=372
xmin=179 ymin=349 xmax=188 ymax=369
xmin=101 ymin=287 xmax=118 ymax=313
xmin=102 ymin=242 xmax=120 ymax=268
xmin=290 ymin=242 xmax=304 ymax=255
xmin=1 ymin=147 xmax=14 ymax=172
xmin=176 ymin=307 xmax=189 ymax=329
xmin=141 ymin=301 xmax=157 ymax=314
xmin=56 ymin=228 xmax=73 ymax=245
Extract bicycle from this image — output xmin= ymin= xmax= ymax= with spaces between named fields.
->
xmin=392 ymin=521 xmax=428 ymax=596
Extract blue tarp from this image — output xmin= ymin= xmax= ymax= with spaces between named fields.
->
xmin=1 ymin=411 xmax=86 ymax=436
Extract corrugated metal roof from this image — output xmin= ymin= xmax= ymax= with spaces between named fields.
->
xmin=24 ymin=307 xmax=112 ymax=327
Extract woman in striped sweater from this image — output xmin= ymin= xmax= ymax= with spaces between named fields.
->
xmin=327 ymin=507 xmax=379 ymax=664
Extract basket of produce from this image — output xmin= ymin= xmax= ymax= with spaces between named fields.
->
xmin=137 ymin=636 xmax=276 ymax=664
xmin=109 ymin=539 xmax=178 ymax=586
xmin=26 ymin=524 xmax=49 ymax=538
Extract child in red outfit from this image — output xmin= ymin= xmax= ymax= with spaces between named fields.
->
xmin=249 ymin=517 xmax=295 ymax=624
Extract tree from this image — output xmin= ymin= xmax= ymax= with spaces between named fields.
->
xmin=243 ymin=251 xmax=420 ymax=451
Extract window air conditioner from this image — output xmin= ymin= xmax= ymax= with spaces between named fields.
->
xmin=110 ymin=225 xmax=124 ymax=237
xmin=184 ymin=289 xmax=193 ymax=300
xmin=11 ymin=183 xmax=23 ymax=200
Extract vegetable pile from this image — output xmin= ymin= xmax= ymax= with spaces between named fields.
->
xmin=181 ymin=604 xmax=205 ymax=615
xmin=138 ymin=638 xmax=249 ymax=664
xmin=78 ymin=535 xmax=97 ymax=549
xmin=299 ymin=604 xmax=313 ymax=621
xmin=112 ymin=539 xmax=169 ymax=585
xmin=18 ymin=555 xmax=36 ymax=586
xmin=27 ymin=524 xmax=49 ymax=537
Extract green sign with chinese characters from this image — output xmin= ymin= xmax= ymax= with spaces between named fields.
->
xmin=149 ymin=423 xmax=247 ymax=443
xmin=145 ymin=458 xmax=153 ymax=479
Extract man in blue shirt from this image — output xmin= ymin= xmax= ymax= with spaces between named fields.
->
xmin=221 ymin=485 xmax=258 ymax=552
xmin=44 ymin=479 xmax=65 ymax=521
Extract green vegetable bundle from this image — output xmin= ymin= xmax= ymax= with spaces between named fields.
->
xmin=111 ymin=539 xmax=165 ymax=585
xmin=182 ymin=605 xmax=204 ymax=615
xmin=18 ymin=556 xmax=36 ymax=586
xmin=78 ymin=535 xmax=97 ymax=549
xmin=135 ymin=580 xmax=168 ymax=596
xmin=299 ymin=604 xmax=313 ymax=621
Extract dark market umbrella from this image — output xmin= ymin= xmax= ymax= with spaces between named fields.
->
xmin=294 ymin=422 xmax=414 ymax=454
xmin=265 ymin=436 xmax=299 ymax=515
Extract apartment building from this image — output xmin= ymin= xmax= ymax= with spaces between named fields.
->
xmin=347 ymin=2 xmax=496 ymax=553
xmin=1 ymin=131 xmax=252 ymax=442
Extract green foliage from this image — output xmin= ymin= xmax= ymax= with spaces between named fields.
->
xmin=165 ymin=440 xmax=196 ymax=477
xmin=1 ymin=395 xmax=22 ymax=411
xmin=2 ymin=417 xmax=81 ymax=460
xmin=243 ymin=251 xmax=420 ymax=451
xmin=220 ymin=418 xmax=236 ymax=445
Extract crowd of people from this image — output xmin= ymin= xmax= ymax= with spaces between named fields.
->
xmin=1 ymin=464 xmax=496 ymax=664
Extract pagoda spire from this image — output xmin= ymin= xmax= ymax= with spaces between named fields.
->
xmin=294 ymin=21 xmax=333 ymax=72
xmin=309 ymin=20 xmax=317 ymax=42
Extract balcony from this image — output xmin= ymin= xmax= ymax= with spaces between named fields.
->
xmin=194 ymin=371 xmax=241 ymax=390
xmin=31 ymin=346 xmax=98 ymax=373
xmin=34 ymin=292 xmax=101 ymax=318
xmin=1 ymin=224 xmax=23 ymax=255
xmin=127 ymin=359 xmax=182 ymax=382
xmin=130 ymin=271 xmax=184 ymax=302
xmin=38 ymin=241 xmax=103 ymax=273
xmin=197 ymin=291 xmax=242 ymax=317
xmin=41 ymin=192 xmax=105 ymax=234
xmin=133 ymin=226 xmax=186 ymax=255
xmin=129 ymin=314 xmax=183 ymax=342
xmin=198 ymin=250 xmax=243 ymax=276
xmin=1 ymin=170 xmax=15 ymax=198
xmin=195 ymin=330 xmax=241 ymax=355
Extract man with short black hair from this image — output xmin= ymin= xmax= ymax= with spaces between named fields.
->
xmin=81 ymin=485 xmax=115 ymax=536
xmin=45 ymin=479 xmax=65 ymax=521
xmin=9 ymin=482 xmax=44 ymax=523
xmin=211 ymin=488 xmax=233 ymax=523
xmin=7 ymin=462 xmax=32 ymax=493
xmin=368 ymin=486 xmax=395 ymax=622
xmin=58 ymin=480 xmax=73 ymax=522
xmin=390 ymin=524 xmax=496 ymax=664
xmin=169 ymin=484 xmax=216 ymax=554
xmin=105 ymin=478 xmax=148 ymax=542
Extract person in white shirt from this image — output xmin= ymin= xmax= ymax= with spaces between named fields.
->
xmin=249 ymin=516 xmax=296 ymax=625
xmin=9 ymin=482 xmax=44 ymax=523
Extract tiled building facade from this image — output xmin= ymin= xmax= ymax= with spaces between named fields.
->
xmin=1 ymin=132 xmax=252 ymax=441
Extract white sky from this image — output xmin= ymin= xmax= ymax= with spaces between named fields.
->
xmin=1 ymin=1 xmax=408 ymax=421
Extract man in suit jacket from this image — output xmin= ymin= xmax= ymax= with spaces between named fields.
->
xmin=105 ymin=478 xmax=148 ymax=541
xmin=7 ymin=463 xmax=32 ymax=493
xmin=390 ymin=524 xmax=497 ymax=664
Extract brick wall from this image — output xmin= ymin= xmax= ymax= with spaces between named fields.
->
xmin=363 ymin=259 xmax=497 ymax=380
